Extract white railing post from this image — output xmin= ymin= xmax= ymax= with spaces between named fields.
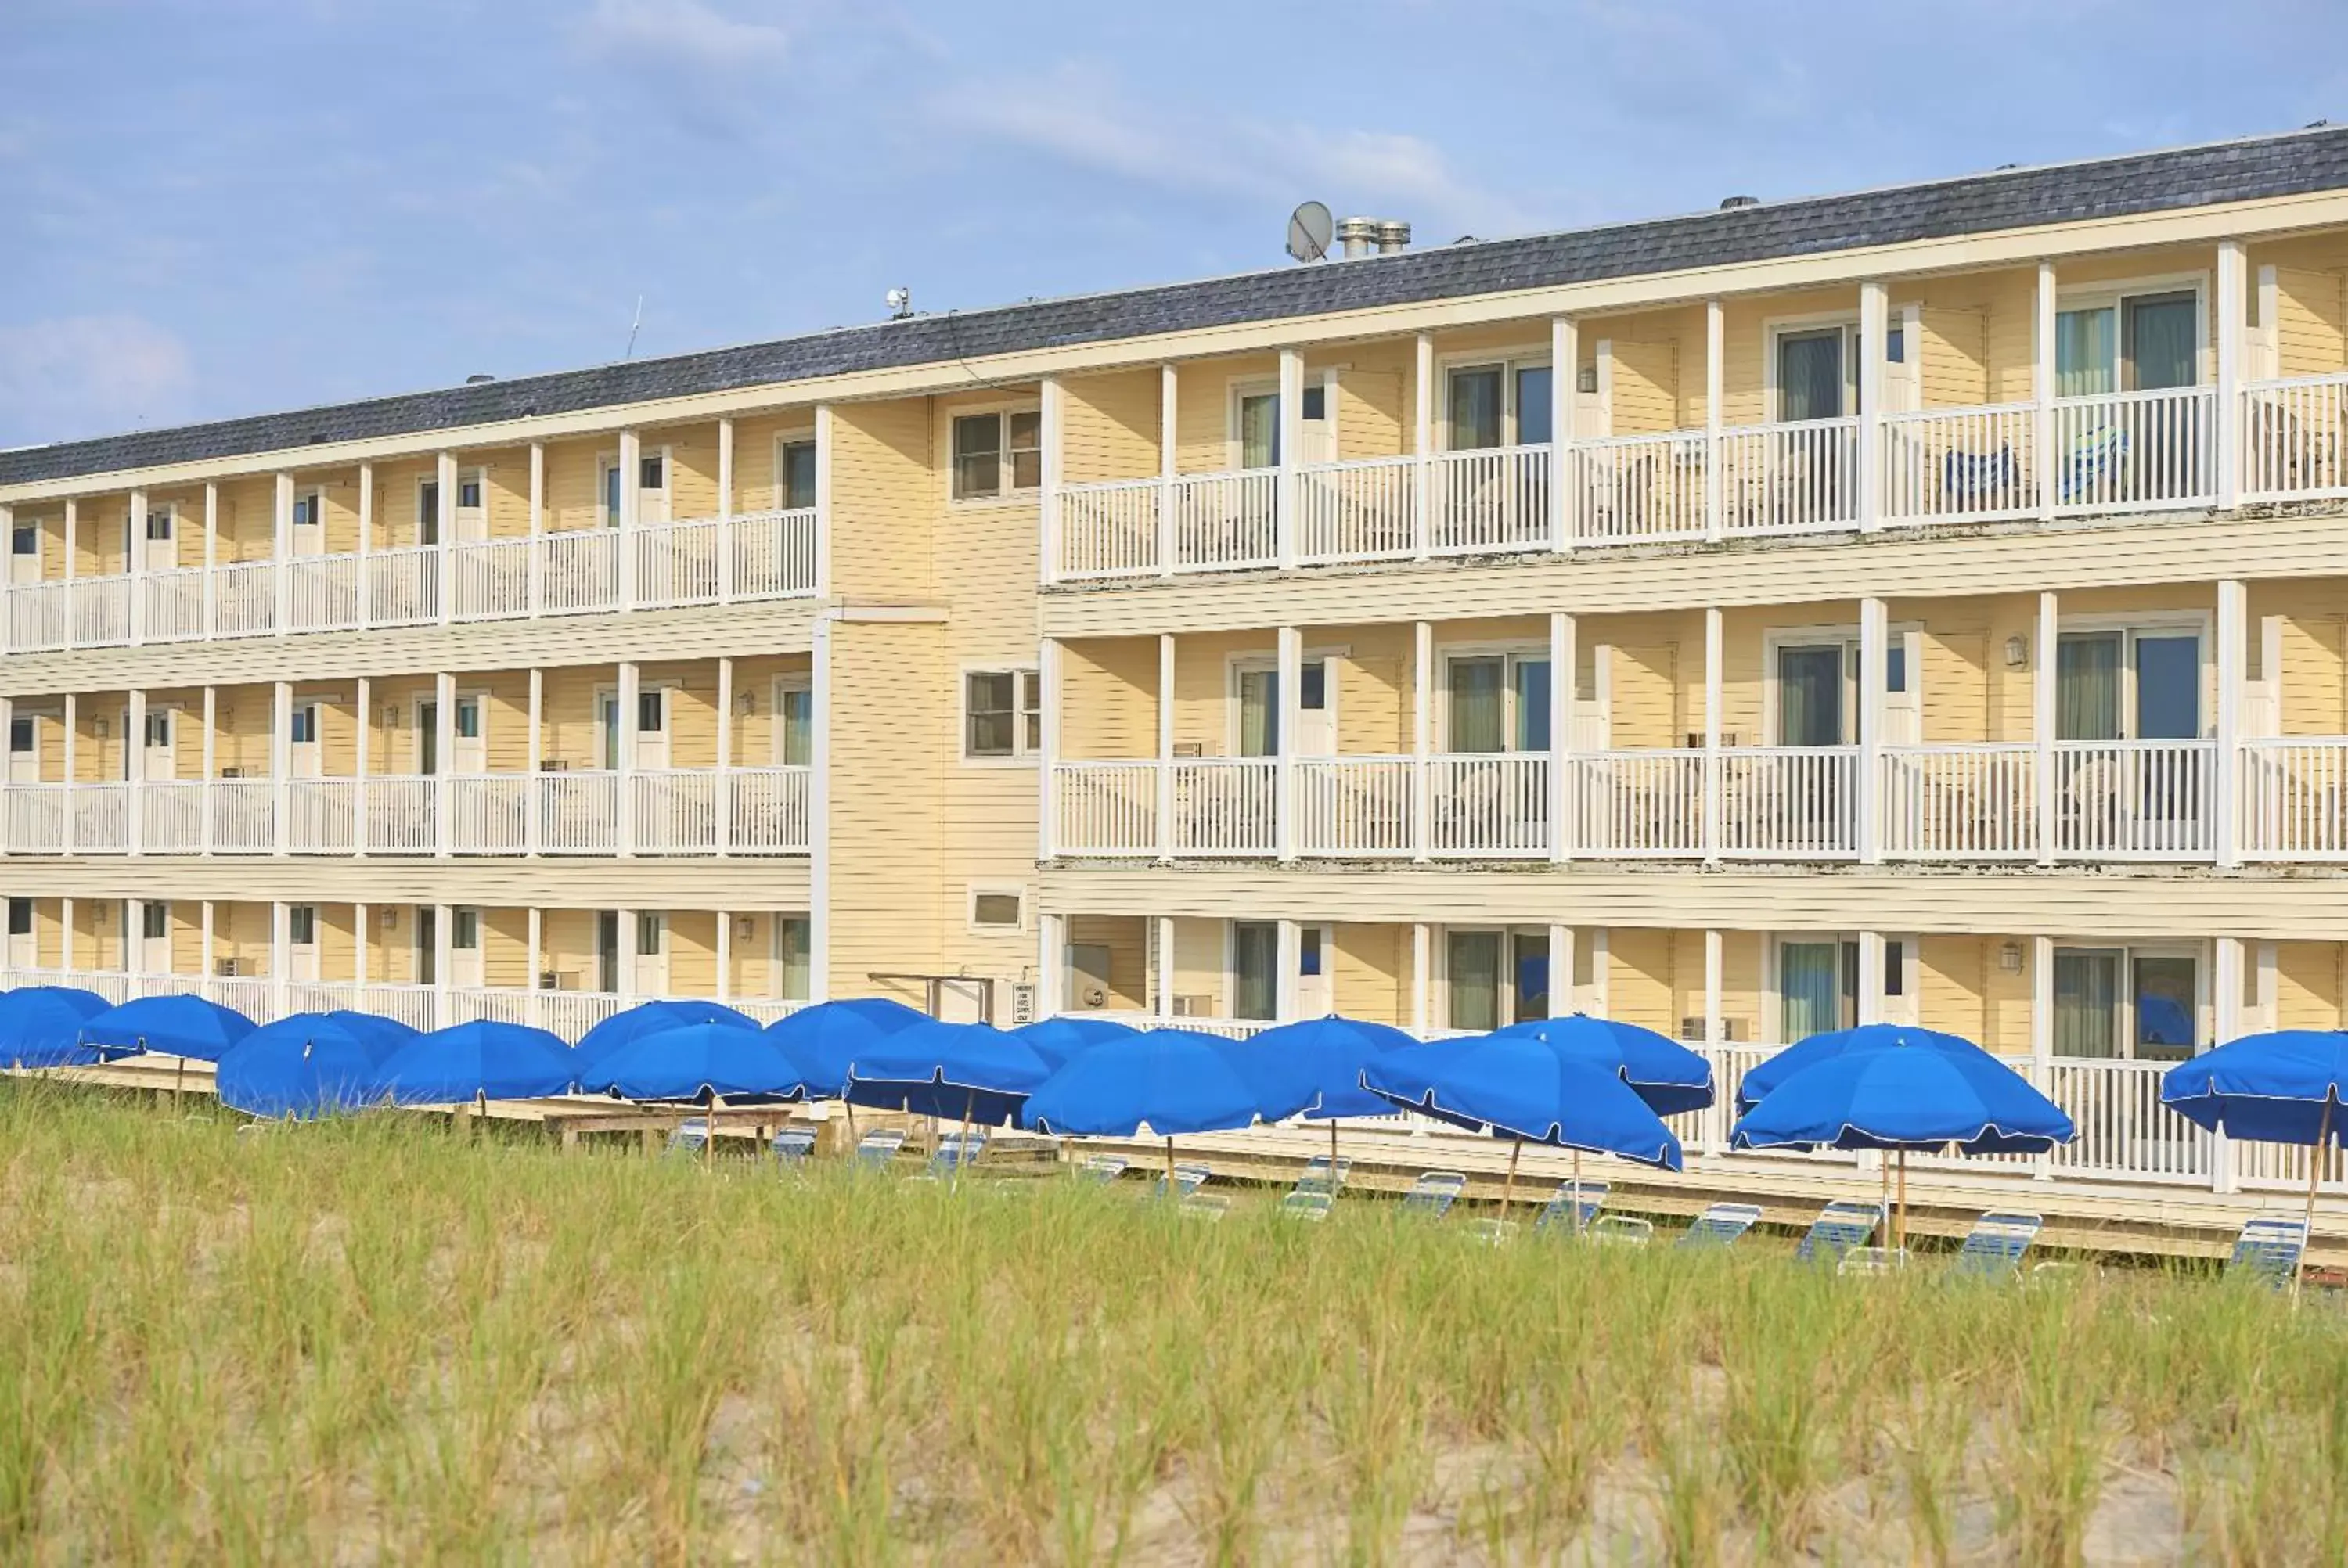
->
xmin=126 ymin=689 xmax=146 ymax=857
xmin=1039 ymin=377 xmax=1064 ymax=586
xmin=812 ymin=408 xmax=834 ymax=599
xmin=715 ymin=656 xmax=734 ymax=858
xmin=716 ymin=417 xmax=736 ymax=604
xmin=1275 ymin=919 xmax=1299 ymax=1022
xmin=434 ymin=452 xmax=457 ymax=624
xmin=272 ymin=681 xmax=292 ymax=857
xmin=1858 ymin=281 xmax=1886 ymax=533
xmin=1158 ymin=365 xmax=1179 ymax=576
xmin=353 ymin=676 xmax=370 ymax=858
xmin=434 ymin=671 xmax=456 ymax=858
xmin=272 ymin=473 xmax=293 ymax=635
xmin=1156 ymin=633 xmax=1176 ymax=860
xmin=1038 ymin=638 xmax=1062 ymax=861
xmin=2033 ymin=261 xmax=2058 ymax=520
xmin=434 ymin=902 xmax=453 ymax=1029
xmin=1702 ymin=607 xmax=1723 ymax=863
xmin=59 ymin=695 xmax=77 ymax=856
xmin=2213 ymin=934 xmax=2242 ymax=1193
xmin=199 ymin=687 xmax=215 ymax=857
xmin=202 ymin=483 xmax=218 ymax=637
xmin=1412 ymin=620 xmax=1432 ymax=863
xmin=526 ymin=667 xmax=543 ymax=856
xmin=0 ymin=693 xmax=9 ymax=858
xmin=128 ymin=487 xmax=147 ymax=646
xmin=1549 ymin=611 xmax=1572 ymax=863
xmin=271 ymin=900 xmax=290 ymax=1021
xmin=1276 ymin=626 xmax=1300 ymax=862
xmin=525 ymin=442 xmax=544 ymax=617
xmin=2216 ymin=239 xmax=2245 ymax=512
xmin=1703 ymin=299 xmax=1725 ymax=542
xmin=1703 ymin=929 xmax=1724 ymax=1156
xmin=2034 ymin=591 xmax=2058 ymax=862
xmin=1277 ymin=350 xmax=1302 ymax=571
xmin=60 ymin=500 xmax=76 ymax=647
xmin=1859 ymin=596 xmax=1885 ymax=864
xmin=617 ymin=660 xmax=639 ymax=858
xmin=1153 ymin=915 xmax=1176 ymax=1021
xmin=1410 ymin=922 xmax=1431 ymax=1035
xmin=524 ymin=907 xmax=542 ymax=1015
xmin=2216 ymin=578 xmax=2244 ymax=868
xmin=1550 ymin=316 xmax=1578 ymax=552
xmin=618 ymin=431 xmax=640 ymax=610
xmin=354 ymin=463 xmax=372 ymax=628
xmin=1413 ymin=334 xmax=1435 ymax=560
xmin=2029 ymin=937 xmax=2054 ymax=1180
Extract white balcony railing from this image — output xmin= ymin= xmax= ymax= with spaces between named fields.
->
xmin=1718 ymin=418 xmax=1860 ymax=535
xmin=2051 ymin=740 xmax=2214 ymax=860
xmin=1429 ymin=445 xmax=1551 ymax=554
xmin=1718 ymin=746 xmax=1861 ymax=858
xmin=1173 ymin=470 xmax=1278 ymax=571
xmin=1296 ymin=457 xmax=1419 ymax=565
xmin=1876 ymin=743 xmax=2038 ymax=859
xmin=1059 ymin=478 xmax=1163 ymax=579
xmin=2049 ymin=386 xmax=2216 ymax=514
xmin=1171 ymin=758 xmax=1279 ymax=856
xmin=2239 ymin=372 xmax=2348 ymax=502
xmin=1294 ymin=756 xmax=1416 ymax=856
xmin=0 ymin=510 xmax=819 ymax=653
xmin=2236 ymin=738 xmax=2348 ymax=861
xmin=1878 ymin=403 xmax=2040 ymax=524
xmin=0 ymin=768 xmax=811 ymax=857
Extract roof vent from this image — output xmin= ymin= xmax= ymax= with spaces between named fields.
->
xmin=2310 ymin=119 xmax=2332 ymax=129
xmin=1719 ymin=195 xmax=1760 ymax=210
xmin=465 ymin=373 xmax=496 ymax=384
xmin=1336 ymin=216 xmax=1412 ymax=257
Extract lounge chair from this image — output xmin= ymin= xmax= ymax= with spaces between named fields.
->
xmin=664 ymin=1118 xmax=710 ymax=1157
xmin=1533 ymin=1179 xmax=1610 ymax=1236
xmin=1794 ymin=1199 xmax=1885 ymax=1266
xmin=919 ymin=1129 xmax=985 ymax=1178
xmin=853 ymin=1127 xmax=908 ymax=1167
xmin=1154 ymin=1162 xmax=1212 ymax=1201
xmin=1950 ymin=1211 xmax=2044 ymax=1282
xmin=1400 ymin=1170 xmax=1468 ymax=1219
xmin=1464 ymin=1217 xmax=1521 ymax=1246
xmin=1838 ymin=1245 xmax=1911 ymax=1276
xmin=1677 ymin=1202 xmax=1764 ymax=1250
xmin=1291 ymin=1154 xmax=1352 ymax=1198
xmin=1179 ymin=1192 xmax=1233 ymax=1222
xmin=1077 ymin=1153 xmax=1129 ymax=1183
xmin=769 ymin=1126 xmax=817 ymax=1165
xmin=2226 ymin=1215 xmax=2310 ymax=1292
xmin=1588 ymin=1214 xmax=1655 ymax=1248
xmin=1280 ymin=1189 xmax=1336 ymax=1222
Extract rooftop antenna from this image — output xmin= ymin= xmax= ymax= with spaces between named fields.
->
xmin=1286 ymin=200 xmax=1333 ymax=264
xmin=886 ymin=286 xmax=913 ymax=320
xmin=624 ymin=294 xmax=643 ymax=361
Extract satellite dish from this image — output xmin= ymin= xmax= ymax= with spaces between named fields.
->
xmin=1286 ymin=201 xmax=1334 ymax=264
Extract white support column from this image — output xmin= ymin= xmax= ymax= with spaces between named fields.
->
xmin=1154 ymin=915 xmax=1176 ymax=1021
xmin=348 ymin=904 xmax=366 ymax=988
xmin=63 ymin=499 xmax=76 ymax=592
xmin=619 ymin=908 xmax=639 ymax=1001
xmin=715 ymin=416 xmax=736 ymax=603
xmin=128 ymin=487 xmax=148 ymax=646
xmin=1038 ymin=911 xmax=1066 ymax=1016
xmin=526 ymin=667 xmax=543 ymax=855
xmin=272 ymin=680 xmax=292 ymax=857
xmin=2216 ymin=239 xmax=2245 ymax=511
xmin=1548 ymin=924 xmax=1576 ymax=1016
xmin=616 ymin=660 xmax=639 ymax=858
xmin=1703 ymin=929 xmax=1724 ymax=1046
xmin=271 ymin=900 xmax=290 ymax=1019
xmin=1856 ymin=930 xmax=1885 ymax=1027
xmin=1703 ymin=299 xmax=1725 ymax=541
xmin=1039 ymin=376 xmax=1065 ymax=586
xmin=1859 ymin=595 xmax=1887 ymax=865
xmin=2035 ymin=591 xmax=2058 ymax=863
xmin=715 ymin=656 xmax=734 ymax=858
xmin=200 ymin=899 xmax=215 ymax=982
xmin=1550 ymin=315 xmax=1578 ymax=551
xmin=1275 ymin=919 xmax=1300 ymax=1022
xmin=1702 ymin=606 xmax=1723 ymax=863
xmin=1410 ymin=922 xmax=1431 ymax=1034
xmin=272 ymin=472 xmax=294 ymax=632
xmin=355 ymin=463 xmax=372 ymax=626
xmin=2029 ymin=933 xmax=2055 ymax=1181
xmin=353 ymin=677 xmax=372 ymax=858
xmin=1276 ymin=349 xmax=1303 ymax=570
xmin=1857 ymin=281 xmax=1887 ymax=533
xmin=812 ymin=408 xmax=834 ymax=599
xmin=434 ymin=671 xmax=456 ymax=858
xmin=617 ymin=431 xmax=640 ymax=609
xmin=199 ymin=687 xmax=216 ymax=856
xmin=525 ymin=443 xmax=544 ymax=617
xmin=526 ymin=906 xmax=542 ymax=997
xmin=808 ymin=618 xmax=832 ymax=1002
xmin=1412 ymin=333 xmax=1435 ymax=560
xmin=433 ymin=902 xmax=453 ymax=1026
xmin=2213 ymin=933 xmax=2243 ymax=1193
xmin=1412 ymin=620 xmax=1434 ymax=862
xmin=59 ymin=694 xmax=77 ymax=857
xmin=59 ymin=897 xmax=73 ymax=976
xmin=715 ymin=909 xmax=733 ymax=1003
xmin=434 ymin=451 xmax=457 ymax=623
xmin=1157 ymin=364 xmax=1179 ymax=576
xmin=1275 ymin=625 xmax=1301 ymax=862
xmin=2034 ymin=261 xmax=2058 ymax=520
xmin=126 ymin=688 xmax=146 ymax=856
xmin=1549 ymin=611 xmax=1573 ymax=863
xmin=1037 ymin=637 xmax=1063 ymax=862
xmin=0 ymin=693 xmax=10 ymax=858
xmin=2216 ymin=578 xmax=2245 ymax=868
xmin=1156 ymin=633 xmax=1176 ymax=861
xmin=202 ymin=483 xmax=218 ymax=635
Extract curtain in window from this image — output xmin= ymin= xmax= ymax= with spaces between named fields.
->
xmin=1449 ymin=658 xmax=1505 ymax=753
xmin=2124 ymin=295 xmax=2198 ymax=391
xmin=2055 ymin=634 xmax=2122 ymax=741
xmin=1239 ymin=395 xmax=1279 ymax=470
xmin=1237 ymin=669 xmax=1278 ymax=757
xmin=1232 ymin=922 xmax=1279 ymax=1022
xmin=1777 ymin=332 xmax=1844 ymax=421
xmin=1776 ymin=647 xmax=1843 ymax=747
xmin=1449 ymin=369 xmax=1504 ymax=450
xmin=779 ymin=918 xmax=811 ymax=1001
xmin=1446 ymin=931 xmax=1502 ymax=1031
xmin=2053 ymin=951 xmax=2120 ymax=1059
xmin=1778 ymin=942 xmax=1840 ymax=1043
xmin=780 ymin=689 xmax=812 ymax=767
xmin=2055 ymin=307 xmax=2116 ymax=397
xmin=1511 ymin=932 xmax=1550 ymax=1023
xmin=1513 ymin=658 xmax=1552 ymax=753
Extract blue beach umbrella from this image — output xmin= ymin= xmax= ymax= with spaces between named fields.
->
xmin=0 ymin=987 xmax=111 ymax=1068
xmin=1024 ymin=1028 xmax=1263 ymax=1183
xmin=766 ymin=997 xmax=928 ymax=1099
xmin=844 ymin=1019 xmax=1053 ymax=1126
xmin=574 ymin=999 xmax=757 ymax=1071
xmin=326 ymin=1010 xmax=421 ymax=1062
xmin=216 ymin=1014 xmax=382 ymax=1120
xmin=1362 ymin=1032 xmax=1685 ymax=1180
xmin=374 ymin=1020 xmax=575 ymax=1105
xmin=1731 ymin=1030 xmax=2073 ymax=1246
xmin=1496 ymin=1014 xmax=1716 ymax=1117
xmin=592 ymin=1020 xmax=807 ymax=1102
xmin=2163 ymin=1030 xmax=2348 ymax=1255
xmin=80 ymin=994 xmax=256 ymax=1063
xmin=1014 ymin=1015 xmax=1138 ymax=1070
xmin=1226 ymin=1016 xmax=1416 ymax=1124
xmin=1733 ymin=1022 xmax=1984 ymax=1114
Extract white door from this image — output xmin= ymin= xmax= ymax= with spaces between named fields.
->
xmin=140 ymin=504 xmax=177 ymax=572
xmin=287 ymin=905 xmax=321 ymax=984
xmin=637 ymin=451 xmax=672 ymax=526
xmin=8 ymin=519 xmax=40 ymax=584
xmin=142 ymin=707 xmax=175 ymax=782
xmin=7 ymin=713 xmax=38 ymax=783
xmin=290 ymin=703 xmax=322 ymax=780
xmin=453 ymin=695 xmax=486 ymax=775
xmin=632 ymin=912 xmax=670 ymax=995
xmin=1296 ymin=925 xmax=1333 ymax=1017
xmin=455 ymin=469 xmax=488 ymax=543
xmin=1295 ymin=659 xmax=1334 ymax=755
xmin=1882 ymin=630 xmax=1921 ymax=747
xmin=450 ymin=908 xmax=484 ymax=990
xmin=1300 ymin=376 xmax=1335 ymax=466
xmin=6 ymin=899 xmax=34 ymax=969
xmin=633 ymin=688 xmax=671 ymax=771
xmin=290 ymin=490 xmax=326 ymax=558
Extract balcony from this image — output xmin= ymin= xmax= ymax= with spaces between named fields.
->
xmin=0 ymin=767 xmax=811 ymax=856
xmin=1050 ymin=375 xmax=2347 ymax=582
xmin=1047 ymin=737 xmax=2331 ymax=865
xmin=0 ymin=509 xmax=818 ymax=655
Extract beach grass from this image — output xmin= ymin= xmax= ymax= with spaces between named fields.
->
xmin=2 ymin=1082 xmax=2343 ymax=1564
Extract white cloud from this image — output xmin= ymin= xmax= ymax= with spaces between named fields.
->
xmin=575 ymin=0 xmax=791 ymax=72
xmin=0 ymin=315 xmax=195 ymax=447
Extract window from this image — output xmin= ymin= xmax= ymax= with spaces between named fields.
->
xmin=9 ymin=715 xmax=32 ymax=753
xmin=288 ymin=705 xmax=316 ymax=746
xmin=9 ymin=524 xmax=35 ymax=556
xmin=637 ymin=691 xmax=665 ymax=734
xmin=418 ymin=480 xmax=441 ymax=545
xmin=287 ymin=904 xmax=315 ymax=946
xmin=963 ymin=670 xmax=1040 ymax=759
xmin=1446 ymin=930 xmax=1504 ymax=1032
xmin=142 ymin=901 xmax=169 ymax=940
xmin=1298 ymin=925 xmax=1323 ymax=978
xmin=777 ymin=916 xmax=811 ymax=1001
xmin=1231 ymin=920 xmax=1278 ymax=1022
xmin=1883 ymin=940 xmax=1905 ymax=997
xmin=144 ymin=710 xmax=171 ymax=749
xmin=1885 ymin=643 xmax=1908 ymax=695
xmin=639 ymin=455 xmax=664 ymax=491
xmin=779 ymin=441 xmax=817 ymax=510
xmin=291 ymin=491 xmax=323 ymax=529
xmin=951 ymin=410 xmax=1041 ymax=500
xmin=970 ymin=888 xmax=1025 ymax=931
xmin=1446 ymin=653 xmax=1552 ymax=753
xmin=1512 ymin=931 xmax=1550 ymax=1023
xmin=452 ymin=908 xmax=479 ymax=950
xmin=1777 ymin=327 xmax=1848 ymax=421
xmin=636 ymin=912 xmax=665 ymax=957
xmin=778 ymin=684 xmax=813 ymax=767
xmin=601 ymin=462 xmax=622 ymax=527
xmin=456 ymin=698 xmax=482 ymax=740
xmin=1446 ymin=360 xmax=1551 ymax=449
xmin=459 ymin=475 xmax=484 ymax=510
xmin=143 ymin=507 xmax=173 ymax=542
xmin=2057 ymin=288 xmax=2199 ymax=396
xmin=2055 ymin=628 xmax=2201 ymax=742
xmin=7 ymin=899 xmax=31 ymax=937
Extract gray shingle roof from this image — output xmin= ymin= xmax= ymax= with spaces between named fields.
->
xmin=9 ymin=124 xmax=2347 ymax=490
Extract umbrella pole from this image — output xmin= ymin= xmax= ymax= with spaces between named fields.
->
xmin=2300 ymin=1095 xmax=2335 ymax=1300
xmin=1501 ymin=1138 xmax=1522 ymax=1220
xmin=1896 ymin=1148 xmax=1908 ymax=1253
xmin=706 ymin=1091 xmax=722 ymax=1167
xmin=959 ymin=1088 xmax=976 ymax=1185
xmin=1165 ymin=1135 xmax=1176 ymax=1191
xmin=1572 ymin=1147 xmax=1583 ymax=1236
xmin=174 ymin=1053 xmax=185 ymax=1110
xmin=1331 ymin=1117 xmax=1340 ymax=1169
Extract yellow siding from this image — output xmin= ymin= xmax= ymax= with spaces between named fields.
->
xmin=2274 ymin=942 xmax=2343 ymax=1030
xmin=1918 ymin=307 xmax=1990 ymax=406
xmin=1334 ymin=624 xmax=1410 ymax=754
xmin=1331 ymin=922 xmax=1406 ymax=1026
xmin=828 ymin=617 xmax=948 ymax=1012
xmin=1066 ymin=914 xmax=1148 ymax=1012
xmin=1064 ymin=371 xmax=1159 ymax=487
xmin=1605 ymin=926 xmax=1676 ymax=1035
xmin=1920 ymin=934 xmax=1990 ymax=1045
xmin=1176 ymin=355 xmax=1277 ymax=472
xmin=1608 ymin=339 xmax=1680 ymax=435
xmin=1607 ymin=643 xmax=1684 ymax=749
xmin=830 ymin=399 xmax=935 ymax=598
xmin=1061 ymin=638 xmax=1155 ymax=761
xmin=1336 ymin=340 xmax=1413 ymax=461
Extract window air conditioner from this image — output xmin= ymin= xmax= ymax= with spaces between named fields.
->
xmin=219 ymin=766 xmax=246 ymax=779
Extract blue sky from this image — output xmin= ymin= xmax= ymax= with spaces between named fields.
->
xmin=2 ymin=0 xmax=2341 ymax=448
